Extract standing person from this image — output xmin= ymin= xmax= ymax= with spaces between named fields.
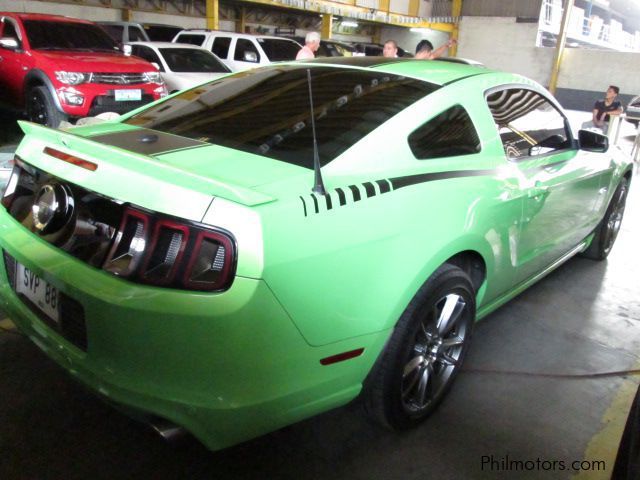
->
xmin=591 ymin=85 xmax=624 ymax=130
xmin=414 ymin=38 xmax=457 ymax=60
xmin=296 ymin=32 xmax=321 ymax=60
xmin=383 ymin=40 xmax=398 ymax=58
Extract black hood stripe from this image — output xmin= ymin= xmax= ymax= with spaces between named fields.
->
xmin=90 ymin=128 xmax=206 ymax=156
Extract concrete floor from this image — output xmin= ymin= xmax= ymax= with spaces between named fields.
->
xmin=0 ymin=113 xmax=639 ymax=479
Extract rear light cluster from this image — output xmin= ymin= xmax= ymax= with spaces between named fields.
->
xmin=103 ymin=206 xmax=236 ymax=292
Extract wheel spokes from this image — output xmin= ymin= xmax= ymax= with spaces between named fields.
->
xmin=436 ymin=294 xmax=466 ymax=337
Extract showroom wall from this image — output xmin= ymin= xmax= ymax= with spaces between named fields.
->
xmin=457 ymin=16 xmax=640 ymax=110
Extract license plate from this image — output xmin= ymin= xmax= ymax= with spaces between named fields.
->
xmin=115 ymin=89 xmax=142 ymax=101
xmin=16 ymin=263 xmax=59 ymax=323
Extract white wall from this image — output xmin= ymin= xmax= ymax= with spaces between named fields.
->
xmin=457 ymin=16 xmax=554 ymax=85
xmin=557 ymin=48 xmax=640 ymax=95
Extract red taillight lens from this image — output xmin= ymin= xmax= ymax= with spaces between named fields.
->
xmin=140 ymin=220 xmax=189 ymax=285
xmin=183 ymin=230 xmax=235 ymax=291
xmin=102 ymin=206 xmax=236 ymax=292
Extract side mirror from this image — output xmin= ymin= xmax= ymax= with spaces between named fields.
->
xmin=578 ymin=129 xmax=609 ymax=153
xmin=243 ymin=51 xmax=258 ymax=63
xmin=122 ymin=44 xmax=132 ymax=56
xmin=0 ymin=37 xmax=19 ymax=50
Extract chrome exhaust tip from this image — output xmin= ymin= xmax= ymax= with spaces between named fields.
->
xmin=149 ymin=417 xmax=187 ymax=443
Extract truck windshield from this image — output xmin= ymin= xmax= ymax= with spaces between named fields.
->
xmin=24 ymin=20 xmax=118 ymax=51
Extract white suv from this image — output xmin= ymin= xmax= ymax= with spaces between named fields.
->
xmin=172 ymin=30 xmax=301 ymax=71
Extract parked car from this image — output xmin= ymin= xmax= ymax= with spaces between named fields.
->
xmin=352 ymin=42 xmax=413 ymax=57
xmin=283 ymin=35 xmax=356 ymax=57
xmin=141 ymin=23 xmax=183 ymax=42
xmin=128 ymin=41 xmax=231 ymax=93
xmin=97 ymin=21 xmax=150 ymax=43
xmin=0 ymin=56 xmax=632 ymax=452
xmin=625 ymin=95 xmax=640 ymax=127
xmin=172 ymin=29 xmax=301 ymax=71
xmin=0 ymin=13 xmax=167 ymax=127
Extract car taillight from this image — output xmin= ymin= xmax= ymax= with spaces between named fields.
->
xmin=103 ymin=206 xmax=236 ymax=292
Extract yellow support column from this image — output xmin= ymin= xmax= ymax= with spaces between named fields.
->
xmin=450 ymin=0 xmax=462 ymax=56
xmin=379 ymin=0 xmax=390 ymax=14
xmin=206 ymin=0 xmax=219 ymax=31
xmin=548 ymin=0 xmax=573 ymax=95
xmin=236 ymin=7 xmax=246 ymax=34
xmin=321 ymin=14 xmax=332 ymax=40
xmin=122 ymin=8 xmax=133 ymax=22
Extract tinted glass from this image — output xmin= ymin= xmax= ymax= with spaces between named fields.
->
xmin=159 ymin=48 xmax=230 ymax=73
xmin=100 ymin=24 xmax=123 ymax=42
xmin=487 ymin=88 xmax=571 ymax=159
xmin=132 ymin=45 xmax=163 ymax=70
xmin=129 ymin=26 xmax=147 ymax=42
xmin=408 ymin=105 xmax=481 ymax=159
xmin=234 ymin=38 xmax=259 ymax=62
xmin=174 ymin=34 xmax=205 ymax=46
xmin=211 ymin=37 xmax=231 ymax=58
xmin=258 ymin=38 xmax=300 ymax=61
xmin=125 ymin=66 xmax=438 ymax=168
xmin=2 ymin=19 xmax=19 ymax=39
xmin=143 ymin=25 xmax=183 ymax=42
xmin=24 ymin=20 xmax=117 ymax=51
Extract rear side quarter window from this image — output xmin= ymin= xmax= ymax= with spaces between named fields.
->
xmin=175 ymin=34 xmax=205 ymax=46
xmin=212 ymin=37 xmax=231 ymax=59
xmin=408 ymin=105 xmax=481 ymax=160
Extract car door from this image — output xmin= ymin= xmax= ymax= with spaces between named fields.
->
xmin=0 ymin=16 xmax=30 ymax=107
xmin=229 ymin=38 xmax=261 ymax=71
xmin=486 ymin=87 xmax=605 ymax=284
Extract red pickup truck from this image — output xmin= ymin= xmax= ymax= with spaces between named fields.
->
xmin=0 ymin=13 xmax=167 ymax=127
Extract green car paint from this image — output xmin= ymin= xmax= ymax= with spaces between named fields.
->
xmin=0 ymin=58 xmax=633 ymax=450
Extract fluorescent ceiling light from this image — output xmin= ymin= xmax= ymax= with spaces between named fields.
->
xmin=342 ymin=21 xmax=359 ymax=27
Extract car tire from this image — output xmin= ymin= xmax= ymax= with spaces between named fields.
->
xmin=363 ymin=263 xmax=475 ymax=430
xmin=26 ymin=86 xmax=67 ymax=128
xmin=581 ymin=177 xmax=629 ymax=261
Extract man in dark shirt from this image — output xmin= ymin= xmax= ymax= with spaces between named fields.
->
xmin=592 ymin=85 xmax=624 ymax=130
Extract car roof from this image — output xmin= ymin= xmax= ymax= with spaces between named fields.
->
xmin=128 ymin=41 xmax=205 ymax=50
xmin=177 ymin=30 xmax=300 ymax=41
xmin=1 ymin=12 xmax=93 ymax=24
xmin=303 ymin=57 xmax=495 ymax=86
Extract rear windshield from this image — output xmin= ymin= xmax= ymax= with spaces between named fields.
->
xmin=24 ymin=20 xmax=118 ymax=51
xmin=257 ymin=38 xmax=300 ymax=61
xmin=174 ymin=34 xmax=205 ymax=46
xmin=159 ymin=48 xmax=230 ymax=73
xmin=125 ymin=66 xmax=437 ymax=168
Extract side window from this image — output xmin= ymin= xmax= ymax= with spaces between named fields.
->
xmin=100 ymin=25 xmax=123 ymax=43
xmin=175 ymin=34 xmax=205 ymax=46
xmin=129 ymin=26 xmax=147 ymax=42
xmin=487 ymin=88 xmax=571 ymax=160
xmin=234 ymin=38 xmax=259 ymax=63
xmin=408 ymin=105 xmax=481 ymax=160
xmin=211 ymin=36 xmax=231 ymax=58
xmin=131 ymin=45 xmax=163 ymax=71
xmin=1 ymin=18 xmax=20 ymax=41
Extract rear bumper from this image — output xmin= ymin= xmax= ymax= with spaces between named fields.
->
xmin=0 ymin=208 xmax=379 ymax=450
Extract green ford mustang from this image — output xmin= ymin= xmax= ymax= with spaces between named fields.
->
xmin=0 ymin=57 xmax=632 ymax=450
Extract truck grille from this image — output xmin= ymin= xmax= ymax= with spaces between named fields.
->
xmin=91 ymin=73 xmax=147 ymax=85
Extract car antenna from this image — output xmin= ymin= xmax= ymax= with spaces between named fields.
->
xmin=306 ymin=69 xmax=327 ymax=196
